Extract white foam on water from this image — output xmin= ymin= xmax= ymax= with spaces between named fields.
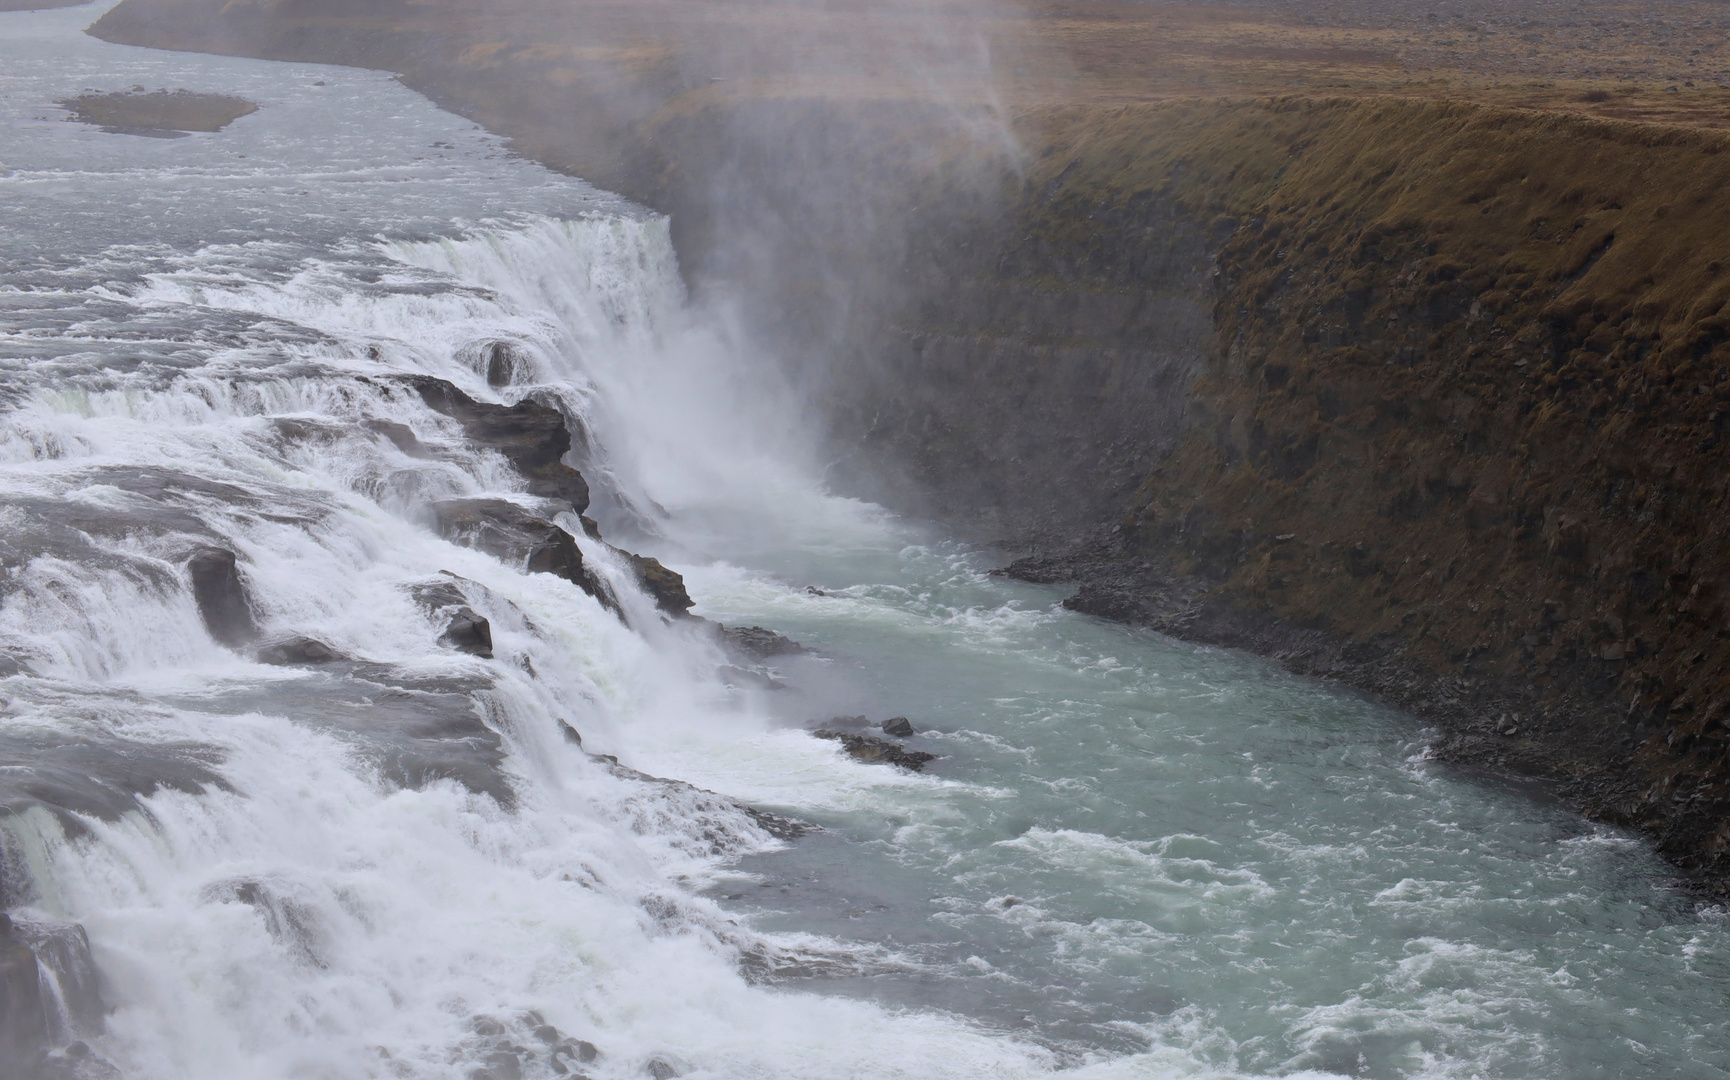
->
xmin=5 ymin=8 xmax=1730 ymax=1080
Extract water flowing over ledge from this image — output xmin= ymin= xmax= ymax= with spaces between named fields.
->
xmin=3 ymin=5 xmax=1730 ymax=1079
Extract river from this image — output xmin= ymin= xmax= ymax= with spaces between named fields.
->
xmin=1 ymin=4 xmax=1728 ymax=1079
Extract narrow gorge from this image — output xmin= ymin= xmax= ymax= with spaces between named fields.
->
xmin=6 ymin=1 xmax=1730 ymax=1077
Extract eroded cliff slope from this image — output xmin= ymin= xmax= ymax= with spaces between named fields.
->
xmin=879 ymin=98 xmax=1730 ymax=885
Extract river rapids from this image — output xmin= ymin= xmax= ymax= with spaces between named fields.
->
xmin=1 ymin=5 xmax=1728 ymax=1080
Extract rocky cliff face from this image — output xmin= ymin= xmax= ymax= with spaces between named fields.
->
xmin=856 ymin=97 xmax=1730 ymax=889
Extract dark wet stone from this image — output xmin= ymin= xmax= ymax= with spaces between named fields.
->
xmin=430 ymin=499 xmax=619 ymax=616
xmin=0 ymin=656 xmax=26 ymax=678
xmin=619 ymin=552 xmax=692 ymax=617
xmin=811 ymin=729 xmax=936 ymax=772
xmin=646 ymin=1059 xmax=680 ymax=1080
xmin=256 ymin=636 xmax=342 ymax=666
xmin=0 ymin=913 xmax=107 ymax=1075
xmin=743 ymin=806 xmax=815 ymax=840
xmin=0 ymin=913 xmax=52 ymax=1065
xmin=880 ymin=716 xmax=915 ymax=738
xmin=403 ymin=376 xmax=589 ymax=513
xmin=365 ymin=419 xmax=432 ymax=458
xmin=483 ymin=342 xmax=519 ymax=388
xmin=409 ymin=578 xmax=469 ymax=613
xmin=719 ymin=625 xmax=807 ymax=661
xmin=440 ymin=609 xmax=494 ymax=659
xmin=187 ymin=547 xmax=258 ymax=647
xmin=556 ymin=720 xmax=584 ymax=746
xmin=406 ymin=575 xmax=495 ymax=659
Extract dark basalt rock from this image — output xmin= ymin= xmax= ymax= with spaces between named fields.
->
xmin=618 ymin=551 xmax=692 ymax=617
xmin=186 ymin=547 xmax=258 ymax=647
xmin=742 ymin=805 xmax=814 ymax=840
xmin=811 ymin=729 xmax=936 ymax=771
xmin=403 ymin=376 xmax=589 ymax=513
xmin=0 ymin=913 xmax=51 ymax=1066
xmin=461 ymin=1011 xmax=598 ymax=1080
xmin=409 ymin=578 xmax=495 ymax=659
xmin=439 ymin=609 xmax=494 ymax=659
xmin=430 ymin=498 xmax=620 ymax=615
xmin=880 ymin=716 xmax=915 ymax=737
xmin=719 ymin=625 xmax=807 ymax=660
xmin=256 ymin=636 xmax=341 ymax=666
xmin=0 ymin=913 xmax=112 ymax=1080
xmin=365 ymin=419 xmax=432 ymax=458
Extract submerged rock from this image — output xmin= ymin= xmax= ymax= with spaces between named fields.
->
xmin=811 ymin=728 xmax=935 ymax=771
xmin=256 ymin=636 xmax=341 ymax=666
xmin=717 ymin=664 xmax=785 ymax=691
xmin=719 ymin=625 xmax=807 ymax=660
xmin=187 ymin=546 xmax=258 ymax=647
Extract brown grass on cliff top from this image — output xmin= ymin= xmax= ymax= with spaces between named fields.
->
xmin=91 ymin=0 xmax=1730 ymax=129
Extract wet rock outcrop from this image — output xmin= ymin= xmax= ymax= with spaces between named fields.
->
xmin=405 ymin=376 xmax=590 ymax=513
xmin=718 ymin=625 xmax=807 ymax=661
xmin=186 ymin=546 xmax=257 ymax=648
xmin=811 ymin=720 xmax=935 ymax=772
xmin=619 ymin=552 xmax=692 ymax=618
xmin=411 ymin=578 xmax=495 ymax=659
xmin=256 ymin=636 xmax=341 ymax=666
xmin=429 ymin=498 xmax=623 ymax=617
xmin=0 ymin=913 xmax=114 ymax=1080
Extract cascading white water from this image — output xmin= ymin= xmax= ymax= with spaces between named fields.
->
xmin=0 ymin=9 xmax=1082 ymax=1078
xmin=7 ymin=6 xmax=1730 ymax=1080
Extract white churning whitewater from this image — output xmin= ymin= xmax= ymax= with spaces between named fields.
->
xmin=2 ymin=5 xmax=1729 ymax=1080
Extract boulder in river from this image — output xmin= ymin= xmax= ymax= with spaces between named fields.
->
xmin=719 ymin=625 xmax=807 ymax=661
xmin=811 ymin=729 xmax=935 ymax=771
xmin=187 ymin=546 xmax=258 ymax=647
xmin=439 ymin=609 xmax=494 ymax=659
xmin=256 ymin=636 xmax=342 ymax=666
xmin=880 ymin=716 xmax=915 ymax=738
xmin=410 ymin=578 xmax=495 ymax=659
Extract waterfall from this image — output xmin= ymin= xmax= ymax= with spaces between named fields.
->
xmin=0 ymin=189 xmax=1056 ymax=1076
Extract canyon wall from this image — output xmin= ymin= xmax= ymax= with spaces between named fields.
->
xmin=871 ymin=98 xmax=1730 ymax=887
xmin=86 ymin=0 xmax=1730 ymax=888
